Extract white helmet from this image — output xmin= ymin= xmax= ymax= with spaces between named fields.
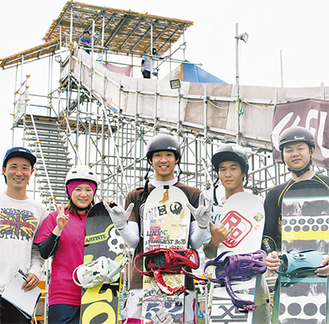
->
xmin=65 ymin=165 xmax=98 ymax=195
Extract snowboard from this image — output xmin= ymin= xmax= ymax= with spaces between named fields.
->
xmin=141 ymin=185 xmax=190 ymax=324
xmin=272 ymin=179 xmax=329 ymax=324
xmin=207 ymin=192 xmax=265 ymax=324
xmin=79 ymin=202 xmax=125 ymax=324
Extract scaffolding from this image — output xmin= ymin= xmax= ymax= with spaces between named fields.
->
xmin=2 ymin=1 xmax=328 ymax=207
xmin=2 ymin=2 xmax=329 ymax=323
xmin=8 ymin=44 xmax=293 ymax=206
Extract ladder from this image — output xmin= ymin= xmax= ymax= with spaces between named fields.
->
xmin=23 ymin=115 xmax=72 ymax=206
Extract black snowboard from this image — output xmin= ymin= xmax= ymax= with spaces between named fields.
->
xmin=273 ymin=179 xmax=329 ymax=323
xmin=80 ymin=202 xmax=124 ymax=324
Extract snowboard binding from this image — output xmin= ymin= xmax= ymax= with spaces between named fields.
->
xmin=73 ymin=256 xmax=129 ymax=289
xmin=276 ymin=249 xmax=324 ymax=278
xmin=204 ymin=250 xmax=267 ymax=311
xmin=134 ymin=248 xmax=206 ymax=295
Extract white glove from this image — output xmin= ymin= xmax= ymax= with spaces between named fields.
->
xmin=187 ymin=192 xmax=213 ymax=229
xmin=103 ymin=196 xmax=134 ymax=230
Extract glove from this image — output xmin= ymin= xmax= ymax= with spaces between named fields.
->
xmin=187 ymin=192 xmax=213 ymax=229
xmin=103 ymin=196 xmax=134 ymax=230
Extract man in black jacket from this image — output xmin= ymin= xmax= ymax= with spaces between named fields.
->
xmin=263 ymin=126 xmax=329 ymax=274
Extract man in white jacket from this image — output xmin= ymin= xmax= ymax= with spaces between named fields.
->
xmin=0 ymin=147 xmax=47 ymax=323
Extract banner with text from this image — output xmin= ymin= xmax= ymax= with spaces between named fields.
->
xmin=271 ymin=98 xmax=329 ymax=169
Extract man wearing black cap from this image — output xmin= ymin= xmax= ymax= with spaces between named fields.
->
xmin=79 ymin=30 xmax=92 ymax=54
xmin=0 ymin=147 xmax=47 ymax=323
xmin=263 ymin=126 xmax=329 ymax=273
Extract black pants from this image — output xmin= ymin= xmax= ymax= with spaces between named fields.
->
xmin=48 ymin=304 xmax=80 ymax=324
xmin=142 ymin=70 xmax=151 ymax=78
xmin=0 ymin=297 xmax=30 ymax=324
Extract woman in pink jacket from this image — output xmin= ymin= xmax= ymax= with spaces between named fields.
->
xmin=35 ymin=165 xmax=98 ymax=324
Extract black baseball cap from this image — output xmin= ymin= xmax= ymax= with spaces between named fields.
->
xmin=2 ymin=147 xmax=36 ymax=168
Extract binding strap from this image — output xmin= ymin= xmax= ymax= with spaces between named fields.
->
xmin=134 ymin=248 xmax=206 ymax=295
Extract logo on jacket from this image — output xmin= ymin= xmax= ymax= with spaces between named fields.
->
xmin=0 ymin=208 xmax=37 ymax=240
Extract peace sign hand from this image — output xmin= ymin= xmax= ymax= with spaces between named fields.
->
xmin=187 ymin=192 xmax=213 ymax=229
xmin=55 ymin=203 xmax=69 ymax=231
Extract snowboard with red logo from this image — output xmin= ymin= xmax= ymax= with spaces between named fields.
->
xmin=208 ymin=192 xmax=265 ymax=324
